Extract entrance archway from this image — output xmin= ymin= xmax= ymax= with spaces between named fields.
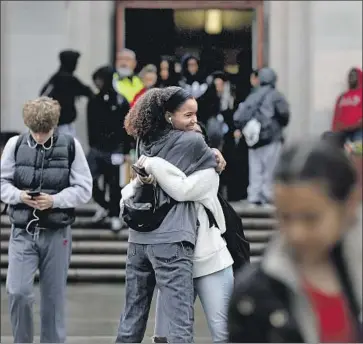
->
xmin=115 ymin=0 xmax=265 ymax=68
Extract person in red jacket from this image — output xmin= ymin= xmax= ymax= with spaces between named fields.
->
xmin=130 ymin=64 xmax=158 ymax=108
xmin=332 ymin=67 xmax=362 ymax=142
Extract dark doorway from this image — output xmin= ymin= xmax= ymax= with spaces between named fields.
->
xmin=125 ymin=9 xmax=176 ymax=73
xmin=124 ymin=8 xmax=253 ymax=81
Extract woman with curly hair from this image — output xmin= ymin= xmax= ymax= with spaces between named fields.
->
xmin=120 ymin=120 xmax=234 ymax=343
xmin=116 ymin=87 xmax=225 ymax=343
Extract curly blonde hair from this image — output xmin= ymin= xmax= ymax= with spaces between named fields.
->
xmin=23 ymin=96 xmax=61 ymax=133
xmin=124 ymin=86 xmax=185 ymax=139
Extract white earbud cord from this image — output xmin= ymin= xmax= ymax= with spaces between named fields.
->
xmin=25 ymin=134 xmax=54 ymax=239
xmin=27 ymin=134 xmax=53 ymax=150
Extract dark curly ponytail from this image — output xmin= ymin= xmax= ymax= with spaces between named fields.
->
xmin=124 ymin=86 xmax=192 ymax=140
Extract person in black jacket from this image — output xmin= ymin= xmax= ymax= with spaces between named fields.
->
xmin=40 ymin=50 xmax=93 ymax=135
xmin=228 ymin=139 xmax=362 ymax=343
xmin=87 ymin=65 xmax=131 ymax=231
xmin=156 ymin=55 xmax=180 ymax=88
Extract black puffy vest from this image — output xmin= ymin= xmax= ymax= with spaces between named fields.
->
xmin=8 ymin=132 xmax=75 ymax=229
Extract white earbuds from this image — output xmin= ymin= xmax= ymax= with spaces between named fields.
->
xmin=168 ymin=116 xmax=172 ymax=124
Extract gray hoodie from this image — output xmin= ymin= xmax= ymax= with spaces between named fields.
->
xmin=233 ymin=67 xmax=290 ymax=148
xmin=128 ymin=129 xmax=217 ymax=245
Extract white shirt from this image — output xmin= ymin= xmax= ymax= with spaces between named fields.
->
xmin=121 ymin=157 xmax=233 ymax=278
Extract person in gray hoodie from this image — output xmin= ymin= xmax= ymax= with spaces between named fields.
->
xmin=115 ymin=87 xmax=221 ymax=343
xmin=233 ymin=67 xmax=290 ymax=205
xmin=0 ymin=96 xmax=92 ymax=343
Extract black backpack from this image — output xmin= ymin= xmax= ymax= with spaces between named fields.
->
xmin=122 ymin=140 xmax=176 ymax=232
xmin=205 ymin=194 xmax=250 ymax=272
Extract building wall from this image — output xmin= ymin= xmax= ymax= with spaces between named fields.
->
xmin=1 ymin=1 xmax=362 ymax=146
xmin=269 ymin=1 xmax=362 ymax=141
xmin=0 ymin=1 xmax=114 ymax=149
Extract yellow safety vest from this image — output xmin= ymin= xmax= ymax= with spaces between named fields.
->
xmin=113 ymin=73 xmax=144 ymax=103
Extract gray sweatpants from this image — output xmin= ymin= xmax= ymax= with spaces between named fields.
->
xmin=6 ymin=226 xmax=72 ymax=343
xmin=248 ymin=141 xmax=282 ymax=204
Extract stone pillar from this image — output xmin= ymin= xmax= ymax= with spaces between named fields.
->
xmin=0 ymin=1 xmax=113 ymax=147
xmin=0 ymin=1 xmax=67 ymax=133
xmin=268 ymin=0 xmax=362 ymax=140
xmin=307 ymin=1 xmax=362 ymax=136
xmin=268 ymin=1 xmax=312 ymax=141
xmin=1 ymin=1 xmax=10 ymax=132
xmin=64 ymin=1 xmax=114 ymax=148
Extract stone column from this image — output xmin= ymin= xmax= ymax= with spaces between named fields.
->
xmin=268 ymin=1 xmax=312 ymax=141
xmin=307 ymin=1 xmax=362 ymax=136
xmin=268 ymin=0 xmax=362 ymax=140
xmin=64 ymin=1 xmax=114 ymax=148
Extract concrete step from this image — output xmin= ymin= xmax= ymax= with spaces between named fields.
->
xmin=0 ymin=227 xmax=276 ymax=242
xmin=0 ymin=232 xmax=274 ymax=253
xmin=0 ymin=240 xmax=130 ymax=254
xmin=0 ymin=241 xmax=267 ymax=257
xmin=0 ymin=199 xmax=273 ymax=282
xmin=11 ymin=201 xmax=274 ymax=218
xmin=229 ymin=202 xmax=275 ymax=218
xmin=245 ymin=229 xmax=276 ymax=242
xmin=0 ymin=268 xmax=126 ymax=283
xmin=0 ymin=216 xmax=276 ymax=230
xmin=0 ymin=254 xmax=127 ymax=268
xmin=0 ymin=242 xmax=266 ymax=268
xmin=0 ymin=256 xmax=262 ymax=283
xmin=0 ymin=228 xmax=128 ymax=241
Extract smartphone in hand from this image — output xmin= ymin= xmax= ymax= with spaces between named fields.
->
xmin=27 ymin=190 xmax=41 ymax=199
xmin=131 ymin=164 xmax=149 ymax=178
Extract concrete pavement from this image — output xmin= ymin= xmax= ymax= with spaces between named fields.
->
xmin=1 ymin=284 xmax=212 ymax=343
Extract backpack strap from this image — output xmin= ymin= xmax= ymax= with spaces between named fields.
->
xmin=66 ymin=136 xmax=75 ymax=169
xmin=2 ymin=134 xmax=24 ymax=215
xmin=136 ymin=138 xmax=141 ymax=159
xmin=203 ymin=206 xmax=218 ymax=228
xmin=14 ymin=134 xmax=24 ymax=158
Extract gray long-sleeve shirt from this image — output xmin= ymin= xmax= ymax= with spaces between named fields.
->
xmin=1 ymin=135 xmax=92 ymax=208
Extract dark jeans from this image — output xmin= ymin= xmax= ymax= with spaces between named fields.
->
xmin=87 ymin=148 xmax=120 ymax=217
xmin=116 ymin=242 xmax=195 ymax=343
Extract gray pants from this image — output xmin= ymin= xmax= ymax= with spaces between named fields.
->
xmin=6 ymin=226 xmax=72 ymax=343
xmin=248 ymin=141 xmax=282 ymax=203
xmin=116 ymin=242 xmax=195 ymax=343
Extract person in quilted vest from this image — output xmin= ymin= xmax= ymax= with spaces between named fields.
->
xmin=0 ymin=96 xmax=92 ymax=343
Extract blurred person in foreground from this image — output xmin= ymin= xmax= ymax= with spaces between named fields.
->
xmin=228 ymin=139 xmax=362 ymax=343
xmin=113 ymin=48 xmax=144 ymax=105
xmin=0 ymin=97 xmax=92 ymax=343
xmin=332 ymin=67 xmax=362 ymax=143
xmin=40 ymin=50 xmax=93 ymax=136
xmin=87 ymin=66 xmax=131 ymax=231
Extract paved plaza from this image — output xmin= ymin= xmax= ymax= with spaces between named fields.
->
xmin=1 ymin=284 xmax=212 ymax=343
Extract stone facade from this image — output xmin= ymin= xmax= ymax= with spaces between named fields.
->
xmin=1 ymin=1 xmax=362 ymax=147
xmin=269 ymin=1 xmax=362 ymax=140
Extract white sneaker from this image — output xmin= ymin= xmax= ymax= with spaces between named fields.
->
xmin=110 ymin=217 xmax=122 ymax=232
xmin=91 ymin=206 xmax=108 ymax=223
